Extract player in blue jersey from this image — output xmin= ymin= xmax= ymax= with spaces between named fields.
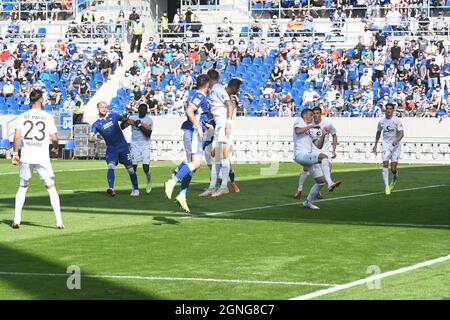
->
xmin=164 ymin=74 xmax=210 ymax=213
xmin=89 ymin=101 xmax=139 ymax=197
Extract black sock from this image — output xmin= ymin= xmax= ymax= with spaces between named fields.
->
xmin=229 ymin=170 xmax=235 ymax=184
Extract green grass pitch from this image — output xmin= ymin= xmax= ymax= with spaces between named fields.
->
xmin=0 ymin=159 xmax=449 ymax=300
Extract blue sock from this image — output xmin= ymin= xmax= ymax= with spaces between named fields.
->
xmin=174 ymin=163 xmax=192 ymax=182
xmin=107 ymin=169 xmax=115 ymax=189
xmin=180 ymin=174 xmax=192 ymax=195
xmin=128 ymin=168 xmax=139 ymax=190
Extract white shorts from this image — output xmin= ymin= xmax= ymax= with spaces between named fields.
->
xmin=294 ymin=150 xmax=321 ymax=166
xmin=19 ymin=162 xmax=55 ymax=186
xmin=214 ymin=124 xmax=233 ymax=145
xmin=130 ymin=143 xmax=151 ymax=165
xmin=381 ymin=142 xmax=401 ymax=162
xmin=304 ymin=164 xmax=323 ymax=179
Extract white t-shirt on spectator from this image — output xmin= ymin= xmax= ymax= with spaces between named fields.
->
xmin=386 ymin=10 xmax=401 ymax=26
xmin=361 ymin=30 xmax=373 ymax=47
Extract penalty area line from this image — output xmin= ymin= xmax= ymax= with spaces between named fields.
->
xmin=0 ymin=272 xmax=336 ymax=287
xmin=198 ymin=185 xmax=447 ymax=217
xmin=290 ymin=253 xmax=450 ymax=300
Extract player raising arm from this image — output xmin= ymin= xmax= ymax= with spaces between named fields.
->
xmin=89 ymin=101 xmax=139 ymax=197
xmin=121 ymin=103 xmax=153 ymax=194
xmin=372 ymin=102 xmax=404 ymax=195
xmin=164 ymin=74 xmax=211 ymax=213
xmin=293 ymin=108 xmax=341 ymax=210
xmin=200 ymin=70 xmax=242 ymax=197
xmin=11 ymin=89 xmax=64 ymax=229
xmin=295 ymin=106 xmax=338 ymax=199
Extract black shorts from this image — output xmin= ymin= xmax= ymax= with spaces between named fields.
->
xmin=333 ymin=77 xmax=344 ymax=86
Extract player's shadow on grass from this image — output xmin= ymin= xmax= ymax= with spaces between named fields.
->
xmin=153 ymin=216 xmax=180 ymax=225
xmin=1 ymin=219 xmax=55 ymax=229
xmin=0 ymin=243 xmax=160 ymax=299
xmin=0 ymin=166 xmax=449 ymax=230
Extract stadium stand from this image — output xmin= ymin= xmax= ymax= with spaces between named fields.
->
xmin=110 ymin=1 xmax=450 ymax=119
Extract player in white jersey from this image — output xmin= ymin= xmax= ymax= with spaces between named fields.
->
xmin=295 ymin=106 xmax=338 ymax=199
xmin=10 ymin=89 xmax=64 ymax=229
xmin=373 ymin=102 xmax=404 ymax=195
xmin=293 ymin=108 xmax=342 ymax=209
xmin=121 ymin=103 xmax=153 ymax=194
xmin=199 ymin=70 xmax=242 ymax=197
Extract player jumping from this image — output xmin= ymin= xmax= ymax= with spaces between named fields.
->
xmin=11 ymin=88 xmax=64 ymax=229
xmin=293 ymin=108 xmax=342 ymax=209
xmin=199 ymin=70 xmax=242 ymax=197
xmin=121 ymin=103 xmax=153 ymax=194
xmin=89 ymin=101 xmax=139 ymax=196
xmin=372 ymin=102 xmax=404 ymax=195
xmin=164 ymin=74 xmax=210 ymax=213
xmin=295 ymin=106 xmax=338 ymax=199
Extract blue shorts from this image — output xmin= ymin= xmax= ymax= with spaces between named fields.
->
xmin=106 ymin=146 xmax=132 ymax=167
xmin=183 ymin=129 xmax=205 ymax=160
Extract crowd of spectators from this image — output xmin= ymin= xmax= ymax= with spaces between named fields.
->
xmin=251 ymin=0 xmax=450 ymax=19
xmin=158 ymin=8 xmax=205 ymax=38
xmin=1 ymin=0 xmax=74 ymax=22
xmin=118 ymin=18 xmax=450 ymax=118
xmin=0 ymin=35 xmax=121 ymax=123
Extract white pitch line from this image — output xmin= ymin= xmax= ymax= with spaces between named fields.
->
xmin=199 ymin=185 xmax=447 ymax=217
xmin=290 ymin=253 xmax=450 ymax=300
xmin=0 ymin=166 xmax=162 ymax=176
xmin=0 ymin=272 xmax=336 ymax=287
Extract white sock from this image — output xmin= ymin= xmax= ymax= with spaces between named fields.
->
xmin=209 ymin=162 xmax=220 ymax=189
xmin=14 ymin=186 xmax=28 ymax=224
xmin=220 ymin=158 xmax=230 ymax=189
xmin=320 ymin=158 xmax=333 ymax=187
xmin=307 ymin=183 xmax=324 ymax=203
xmin=382 ymin=167 xmax=389 ymax=187
xmin=298 ymin=169 xmax=309 ymax=191
xmin=48 ymin=187 xmax=63 ymax=226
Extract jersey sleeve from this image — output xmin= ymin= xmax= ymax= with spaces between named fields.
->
xmin=377 ymin=120 xmax=383 ymax=132
xmin=294 ymin=118 xmax=307 ymax=129
xmin=396 ymin=119 xmax=404 ymax=131
xmin=112 ymin=112 xmax=123 ymax=122
xmin=220 ymin=86 xmax=231 ymax=103
xmin=90 ymin=121 xmax=99 ymax=135
xmin=189 ymin=95 xmax=202 ymax=111
xmin=47 ymin=115 xmax=58 ymax=135
xmin=15 ymin=114 xmax=25 ymax=131
xmin=327 ymin=122 xmax=337 ymax=135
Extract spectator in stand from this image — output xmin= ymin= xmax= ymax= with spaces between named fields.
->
xmin=115 ymin=11 xmax=126 ymax=38
xmin=433 ymin=12 xmax=448 ymax=36
xmin=268 ymin=16 xmax=281 ymax=38
xmin=417 ymin=11 xmax=430 ymax=36
xmin=6 ymin=18 xmax=20 ymax=39
xmin=99 ymin=53 xmax=113 ymax=80
xmin=188 ymin=16 xmax=204 ymax=37
xmin=129 ymin=7 xmax=140 ymax=27
xmin=302 ymin=84 xmax=320 ymax=108
xmin=81 ymin=4 xmax=95 ymax=24
xmin=217 ymin=17 xmax=233 ymax=37
xmin=385 ymin=4 xmax=401 ymax=34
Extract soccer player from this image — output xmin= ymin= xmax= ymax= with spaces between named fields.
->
xmin=293 ymin=109 xmax=341 ymax=209
xmin=200 ymin=118 xmax=240 ymax=196
xmin=11 ymin=89 xmax=64 ymax=229
xmin=164 ymin=74 xmax=210 ymax=213
xmin=199 ymin=70 xmax=242 ymax=197
xmin=372 ymin=102 xmax=405 ymax=195
xmin=295 ymin=106 xmax=338 ymax=199
xmin=121 ymin=103 xmax=153 ymax=194
xmin=89 ymin=101 xmax=139 ymax=196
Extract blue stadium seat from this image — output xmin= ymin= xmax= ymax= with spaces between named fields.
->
xmin=0 ymin=139 xmax=11 ymax=149
xmin=36 ymin=27 xmax=47 ymax=38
